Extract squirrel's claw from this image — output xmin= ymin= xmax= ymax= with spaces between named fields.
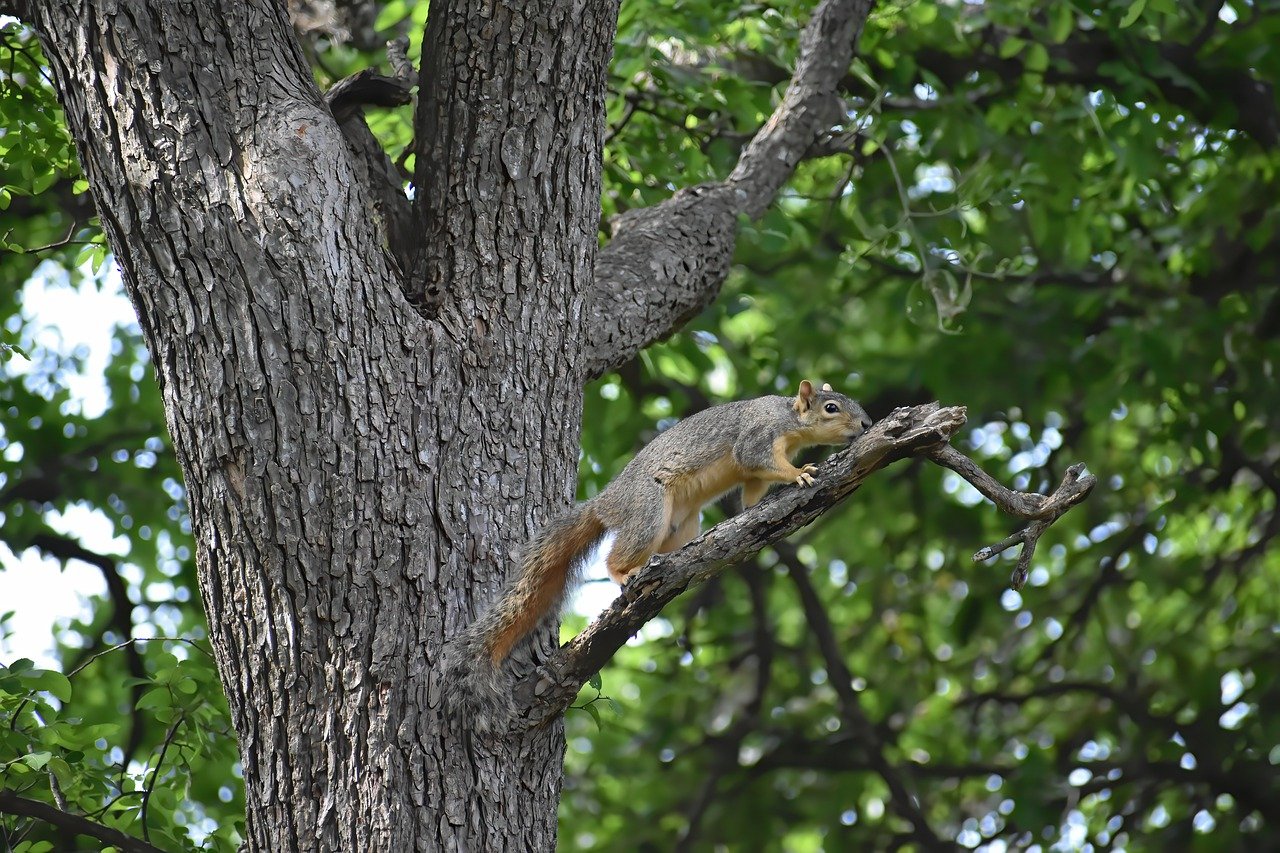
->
xmin=795 ymin=471 xmax=817 ymax=487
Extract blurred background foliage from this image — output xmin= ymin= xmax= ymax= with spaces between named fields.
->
xmin=1 ymin=0 xmax=1277 ymax=849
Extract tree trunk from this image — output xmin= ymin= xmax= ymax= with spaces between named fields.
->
xmin=25 ymin=0 xmax=615 ymax=848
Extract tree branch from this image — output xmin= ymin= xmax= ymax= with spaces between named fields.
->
xmin=581 ymin=0 xmax=875 ymax=379
xmin=324 ymin=39 xmax=416 ymax=275
xmin=325 ymin=69 xmax=412 ymax=121
xmin=0 ymin=790 xmax=166 ymax=853
xmin=29 ymin=533 xmax=149 ymax=763
xmin=516 ymin=402 xmax=1097 ymax=729
xmin=927 ymin=445 xmax=1097 ymax=590
xmin=775 ymin=540 xmax=948 ymax=848
xmin=516 ymin=402 xmax=966 ymax=727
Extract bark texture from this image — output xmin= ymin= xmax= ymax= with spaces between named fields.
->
xmin=584 ymin=0 xmax=875 ymax=378
xmin=25 ymin=0 xmax=616 ymax=848
xmin=23 ymin=0 xmax=873 ymax=848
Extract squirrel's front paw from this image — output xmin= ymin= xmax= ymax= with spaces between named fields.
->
xmin=795 ymin=469 xmax=817 ymax=487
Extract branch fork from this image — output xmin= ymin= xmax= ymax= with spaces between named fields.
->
xmin=929 ymin=446 xmax=1097 ymax=589
xmin=514 ymin=402 xmax=1096 ymax=729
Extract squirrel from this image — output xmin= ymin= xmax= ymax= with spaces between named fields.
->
xmin=443 ymin=380 xmax=873 ymax=732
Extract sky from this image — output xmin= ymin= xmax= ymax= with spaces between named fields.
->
xmin=1 ymin=268 xmax=136 ymax=666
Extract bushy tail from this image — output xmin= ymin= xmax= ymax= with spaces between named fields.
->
xmin=443 ymin=503 xmax=607 ymax=734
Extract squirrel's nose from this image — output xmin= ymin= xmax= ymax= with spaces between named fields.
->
xmin=860 ymin=416 xmax=873 ymax=431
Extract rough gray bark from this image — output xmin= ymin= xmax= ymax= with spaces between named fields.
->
xmin=23 ymin=0 xmax=617 ymax=848
xmin=583 ymin=0 xmax=876 ymax=379
xmin=21 ymin=0 xmax=877 ymax=849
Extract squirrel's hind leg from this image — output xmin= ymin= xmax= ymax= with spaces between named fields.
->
xmin=605 ymin=481 xmax=669 ymax=585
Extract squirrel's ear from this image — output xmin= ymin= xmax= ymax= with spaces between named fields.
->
xmin=794 ymin=380 xmax=815 ymax=412
xmin=821 ymin=383 xmax=833 ymax=392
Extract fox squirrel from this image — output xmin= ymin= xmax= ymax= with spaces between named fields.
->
xmin=444 ymin=380 xmax=873 ymax=732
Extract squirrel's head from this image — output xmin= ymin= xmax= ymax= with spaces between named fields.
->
xmin=792 ymin=380 xmax=873 ymax=444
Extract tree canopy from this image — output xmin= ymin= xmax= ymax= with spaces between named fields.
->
xmin=2 ymin=0 xmax=1278 ymax=849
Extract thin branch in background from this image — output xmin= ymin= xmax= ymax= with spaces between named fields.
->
xmin=66 ymin=636 xmax=214 ymax=679
xmin=774 ymin=540 xmax=947 ymax=848
xmin=22 ymin=222 xmax=95 ymax=254
xmin=139 ymin=712 xmax=186 ymax=844
xmin=0 ymin=790 xmax=166 ymax=853
xmin=47 ymin=772 xmax=67 ymax=812
xmin=29 ymin=532 xmax=150 ymax=764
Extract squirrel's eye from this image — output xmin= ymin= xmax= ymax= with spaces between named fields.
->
xmin=824 ymin=402 xmax=840 ymax=414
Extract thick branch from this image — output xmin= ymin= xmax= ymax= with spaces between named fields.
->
xmin=517 ymin=402 xmax=1098 ymax=728
xmin=0 ymin=790 xmax=165 ymax=853
xmin=324 ymin=41 xmax=415 ymax=275
xmin=516 ymin=402 xmax=966 ymax=727
xmin=324 ymin=67 xmax=412 ymax=124
xmin=581 ymin=0 xmax=875 ymax=379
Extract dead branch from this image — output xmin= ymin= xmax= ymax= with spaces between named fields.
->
xmin=928 ymin=444 xmax=1097 ymax=589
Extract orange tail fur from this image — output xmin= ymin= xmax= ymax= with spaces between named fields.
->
xmin=443 ymin=503 xmax=607 ymax=734
xmin=484 ymin=505 xmax=607 ymax=663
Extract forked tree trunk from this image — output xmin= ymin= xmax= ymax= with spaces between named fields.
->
xmin=26 ymin=0 xmax=616 ymax=848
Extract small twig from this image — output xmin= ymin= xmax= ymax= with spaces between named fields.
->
xmin=48 ymin=771 xmax=67 ymax=812
xmin=929 ymin=445 xmax=1097 ymax=589
xmin=386 ymin=37 xmax=413 ymax=81
xmin=24 ymin=223 xmax=95 ymax=254
xmin=66 ymin=636 xmax=213 ymax=679
xmin=138 ymin=712 xmax=185 ymax=844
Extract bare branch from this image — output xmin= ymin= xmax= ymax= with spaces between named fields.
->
xmin=582 ymin=0 xmax=875 ymax=379
xmin=323 ymin=40 xmax=415 ymax=274
xmin=0 ymin=790 xmax=166 ymax=853
xmin=515 ymin=402 xmax=1098 ymax=729
xmin=139 ymin=713 xmax=186 ymax=844
xmin=516 ymin=402 xmax=967 ymax=727
xmin=928 ymin=445 xmax=1097 ymax=589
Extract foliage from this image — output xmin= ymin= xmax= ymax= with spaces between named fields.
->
xmin=2 ymin=0 xmax=1278 ymax=849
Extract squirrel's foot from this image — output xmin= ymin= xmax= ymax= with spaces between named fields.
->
xmin=795 ymin=466 xmax=818 ymax=487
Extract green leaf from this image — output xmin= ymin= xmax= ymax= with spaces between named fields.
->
xmin=1048 ymin=4 xmax=1075 ymax=42
xmin=999 ymin=37 xmax=1026 ymax=59
xmin=588 ymin=672 xmax=602 ymax=691
xmin=22 ymin=751 xmax=52 ymax=770
xmin=1119 ymin=0 xmax=1147 ymax=27
xmin=24 ymin=669 xmax=72 ymax=702
xmin=135 ymin=687 xmax=172 ymax=711
xmin=1025 ymin=43 xmax=1050 ymax=73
